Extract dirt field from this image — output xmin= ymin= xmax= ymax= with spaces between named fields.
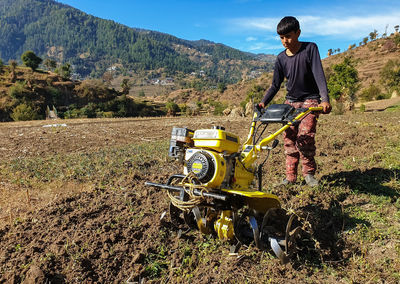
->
xmin=0 ymin=109 xmax=399 ymax=283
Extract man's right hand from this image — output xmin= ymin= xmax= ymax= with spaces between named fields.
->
xmin=259 ymin=102 xmax=265 ymax=108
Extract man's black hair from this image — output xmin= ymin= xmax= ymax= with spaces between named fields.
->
xmin=277 ymin=16 xmax=300 ymax=35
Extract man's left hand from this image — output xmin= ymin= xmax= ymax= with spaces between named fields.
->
xmin=319 ymin=102 xmax=332 ymax=114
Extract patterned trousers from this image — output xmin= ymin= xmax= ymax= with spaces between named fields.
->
xmin=283 ymin=99 xmax=319 ymax=182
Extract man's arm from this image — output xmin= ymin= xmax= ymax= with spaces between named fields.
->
xmin=260 ymin=58 xmax=284 ymax=107
xmin=310 ymin=43 xmax=331 ymax=113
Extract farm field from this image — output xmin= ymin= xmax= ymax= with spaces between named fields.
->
xmin=0 ymin=109 xmax=399 ymax=283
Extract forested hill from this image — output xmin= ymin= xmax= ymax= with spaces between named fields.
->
xmin=0 ymin=0 xmax=274 ymax=82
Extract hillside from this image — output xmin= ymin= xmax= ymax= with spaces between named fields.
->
xmin=0 ymin=65 xmax=165 ymax=122
xmin=0 ymin=0 xmax=274 ymax=82
xmin=323 ymin=34 xmax=400 ymax=94
xmin=153 ymin=34 xmax=400 ymax=110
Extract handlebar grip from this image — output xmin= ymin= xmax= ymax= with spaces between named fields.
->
xmin=308 ymin=106 xmax=323 ymax=112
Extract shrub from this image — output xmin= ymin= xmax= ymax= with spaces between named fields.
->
xmin=81 ymin=103 xmax=97 ymax=118
xmin=380 ymin=59 xmax=400 ymax=94
xmin=166 ymin=101 xmax=180 ymax=115
xmin=75 ymin=79 xmax=117 ymax=105
xmin=11 ymin=104 xmax=40 ymax=121
xmin=9 ymin=81 xmax=34 ymax=102
xmin=376 ymin=93 xmax=391 ymax=100
xmin=55 ymin=63 xmax=72 ymax=80
xmin=359 ymin=84 xmax=381 ymax=102
xmin=178 ymin=103 xmax=187 ymax=114
xmin=394 ymin=34 xmax=400 ymax=46
xmin=208 ymin=99 xmax=227 ymax=116
xmin=45 ymin=86 xmax=62 ymax=105
xmin=359 ymin=104 xmax=366 ymax=112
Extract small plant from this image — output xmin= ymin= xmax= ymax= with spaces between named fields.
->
xmin=15 ymin=244 xmax=22 ymax=252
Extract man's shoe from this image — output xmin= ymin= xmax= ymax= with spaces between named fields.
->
xmin=275 ymin=178 xmax=296 ymax=187
xmin=305 ymin=174 xmax=319 ymax=187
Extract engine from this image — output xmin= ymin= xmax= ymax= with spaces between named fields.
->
xmin=168 ymin=126 xmax=243 ymax=189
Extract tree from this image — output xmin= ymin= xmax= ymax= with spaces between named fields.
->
xmin=121 ymin=78 xmax=131 ymax=95
xmin=395 ymin=25 xmax=399 ymax=33
xmin=9 ymin=59 xmax=17 ymax=82
xmin=43 ymin=58 xmax=57 ymax=71
xmin=217 ymin=82 xmax=227 ymax=93
xmin=21 ymin=51 xmax=42 ymax=71
xmin=327 ymin=57 xmax=359 ymax=110
xmin=369 ymin=30 xmax=378 ymax=41
xmin=362 ymin=37 xmax=369 ymax=45
xmin=56 ymin=63 xmax=72 ymax=80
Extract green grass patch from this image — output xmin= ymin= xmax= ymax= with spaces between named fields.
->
xmin=0 ymin=140 xmax=169 ymax=186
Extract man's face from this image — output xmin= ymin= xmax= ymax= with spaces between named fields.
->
xmin=279 ymin=30 xmax=301 ymax=50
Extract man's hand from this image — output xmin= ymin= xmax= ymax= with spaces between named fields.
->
xmin=319 ymin=102 xmax=332 ymax=114
xmin=259 ymin=102 xmax=265 ymax=108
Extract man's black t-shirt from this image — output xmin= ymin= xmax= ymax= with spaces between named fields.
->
xmin=261 ymin=42 xmax=329 ymax=105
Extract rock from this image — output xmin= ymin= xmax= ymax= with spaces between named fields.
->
xmin=230 ymin=107 xmax=244 ymax=117
xmin=22 ymin=265 xmax=45 ymax=284
xmin=222 ymin=108 xmax=231 ymax=116
xmin=245 ymin=101 xmax=253 ymax=117
xmin=391 ymin=90 xmax=398 ymax=98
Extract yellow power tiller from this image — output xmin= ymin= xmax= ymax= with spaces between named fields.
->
xmin=146 ymin=104 xmax=322 ymax=263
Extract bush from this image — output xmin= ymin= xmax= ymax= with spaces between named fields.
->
xmin=166 ymin=101 xmax=180 ymax=115
xmin=208 ymin=99 xmax=227 ymax=116
xmin=359 ymin=104 xmax=366 ymax=112
xmin=9 ymin=81 xmax=34 ymax=102
xmin=380 ymin=59 xmax=400 ymax=94
xmin=75 ymin=79 xmax=117 ymax=105
xmin=55 ymin=63 xmax=72 ymax=80
xmin=376 ymin=93 xmax=391 ymax=100
xmin=359 ymin=84 xmax=381 ymax=102
xmin=11 ymin=104 xmax=40 ymax=121
xmin=394 ymin=34 xmax=400 ymax=46
xmin=178 ymin=103 xmax=187 ymax=114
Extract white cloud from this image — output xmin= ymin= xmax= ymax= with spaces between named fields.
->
xmin=247 ymin=42 xmax=283 ymax=51
xmin=229 ymin=12 xmax=400 ymax=39
xmin=246 ymin=36 xmax=258 ymax=41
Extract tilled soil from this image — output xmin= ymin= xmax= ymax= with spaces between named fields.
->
xmin=0 ymin=111 xmax=399 ymax=283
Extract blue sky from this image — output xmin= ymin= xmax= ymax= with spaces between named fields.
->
xmin=58 ymin=0 xmax=400 ymax=58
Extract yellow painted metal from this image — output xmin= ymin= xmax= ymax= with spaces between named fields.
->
xmin=240 ymin=106 xmax=323 ymax=168
xmin=204 ymin=151 xmax=226 ymax=188
xmin=193 ymin=129 xmax=240 ymax=153
xmin=221 ymin=188 xmax=281 ymax=214
xmin=214 ymin=210 xmax=235 ymax=240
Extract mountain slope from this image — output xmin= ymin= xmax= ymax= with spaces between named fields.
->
xmin=0 ymin=0 xmax=274 ymax=81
